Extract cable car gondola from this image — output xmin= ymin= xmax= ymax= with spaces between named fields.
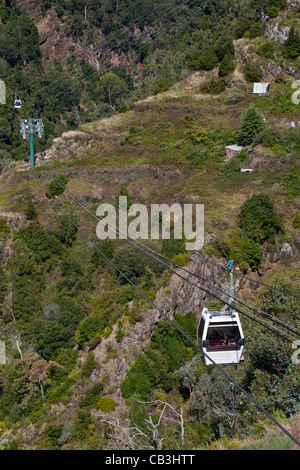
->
xmin=197 ymin=260 xmax=245 ymax=365
xmin=197 ymin=307 xmax=244 ymax=365
xmin=14 ymin=93 xmax=21 ymax=109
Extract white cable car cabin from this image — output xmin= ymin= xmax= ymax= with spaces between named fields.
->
xmin=14 ymin=94 xmax=21 ymax=109
xmin=197 ymin=307 xmax=244 ymax=365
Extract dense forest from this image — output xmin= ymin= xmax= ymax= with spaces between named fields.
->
xmin=0 ymin=0 xmax=299 ymax=452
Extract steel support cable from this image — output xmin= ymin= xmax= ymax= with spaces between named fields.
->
xmin=182 ymin=244 xmax=300 ymax=301
xmin=39 ymin=160 xmax=299 ymax=344
xmin=68 ymin=174 xmax=300 ymax=302
xmin=52 ymin=170 xmax=300 ymax=337
xmin=43 ymin=192 xmax=300 ymax=449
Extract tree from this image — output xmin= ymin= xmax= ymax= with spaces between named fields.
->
xmin=56 ymin=215 xmax=77 ymax=245
xmin=25 ymin=199 xmax=37 ymax=220
xmin=198 ymin=46 xmax=219 ymax=71
xmin=97 ymin=72 xmax=126 ymax=107
xmin=283 ymin=26 xmax=300 ymax=60
xmin=214 ymin=37 xmax=234 ymax=62
xmin=190 ymin=369 xmax=245 ymax=438
xmin=46 ymin=174 xmax=68 ymax=197
xmin=152 ymin=76 xmax=173 ymax=95
xmin=243 ymin=60 xmax=261 ymax=82
xmin=100 ymin=399 xmax=185 ymax=450
xmin=237 ymin=106 xmax=265 ymax=145
xmin=218 ymin=54 xmax=235 ymax=77
xmin=238 ymin=193 xmax=281 ymax=243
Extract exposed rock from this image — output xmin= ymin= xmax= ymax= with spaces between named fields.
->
xmin=287 ymin=0 xmax=300 ymax=9
xmin=266 ymin=23 xmax=290 ymax=44
xmin=293 ymin=233 xmax=300 ymax=250
xmin=263 ymin=247 xmax=280 ymax=264
xmin=280 ymin=242 xmax=293 ymax=258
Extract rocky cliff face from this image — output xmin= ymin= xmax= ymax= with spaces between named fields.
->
xmin=264 ymin=0 xmax=300 ymax=43
xmin=15 ymin=0 xmax=148 ymax=72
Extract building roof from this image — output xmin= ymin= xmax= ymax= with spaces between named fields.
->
xmin=253 ymin=83 xmax=270 ymax=94
xmin=225 ymin=145 xmax=244 ymax=151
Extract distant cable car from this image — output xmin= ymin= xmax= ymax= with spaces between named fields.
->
xmin=197 ymin=307 xmax=244 ymax=365
xmin=14 ymin=93 xmax=21 ymax=109
xmin=197 ymin=260 xmax=245 ymax=365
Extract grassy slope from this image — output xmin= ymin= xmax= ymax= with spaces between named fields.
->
xmin=0 ymin=72 xmax=299 ymax=288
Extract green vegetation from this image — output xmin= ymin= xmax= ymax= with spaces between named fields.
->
xmin=238 ymin=106 xmax=265 ymax=146
xmin=283 ymin=26 xmax=300 ymax=60
xmin=0 ymin=0 xmax=299 ymax=453
xmin=239 ymin=193 xmax=281 ymax=243
xmin=46 ymin=174 xmax=68 ymax=197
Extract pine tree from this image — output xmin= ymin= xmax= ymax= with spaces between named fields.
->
xmin=237 ymin=106 xmax=265 ymax=146
xmin=25 ymin=199 xmax=37 ymax=220
xmin=218 ymin=54 xmax=235 ymax=77
xmin=283 ymin=26 xmax=300 ymax=60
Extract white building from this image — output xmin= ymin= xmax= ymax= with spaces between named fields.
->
xmin=253 ymin=82 xmax=271 ymax=95
xmin=0 ymin=80 xmax=6 ymax=105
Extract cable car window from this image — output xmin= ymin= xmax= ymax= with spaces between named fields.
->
xmin=206 ymin=325 xmax=241 ymax=351
xmin=198 ymin=318 xmax=205 ymax=341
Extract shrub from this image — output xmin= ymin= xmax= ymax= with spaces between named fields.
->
xmin=0 ymin=218 xmax=9 ymax=237
xmin=9 ymin=404 xmax=24 ymax=424
xmin=80 ymin=382 xmax=104 ymax=408
xmin=200 ymin=78 xmax=226 ymax=94
xmin=248 ymin=22 xmax=265 ymax=39
xmin=152 ymin=76 xmax=173 ymax=95
xmin=257 ymin=41 xmax=275 ymax=59
xmin=44 ymin=424 xmax=64 ymax=447
xmin=224 ymin=91 xmax=246 ymax=104
xmin=121 ymin=372 xmax=152 ymax=400
xmin=293 ymin=213 xmax=300 ymax=229
xmin=25 ymin=199 xmax=37 ymax=220
xmin=15 ymin=222 xmax=65 ymax=260
xmin=81 ymin=352 xmax=97 ymax=379
xmin=189 ymin=126 xmax=210 ymax=144
xmin=72 ymin=410 xmax=92 ymax=439
xmin=279 ymin=165 xmax=300 ymax=197
xmin=96 ymin=396 xmax=117 ymax=413
xmin=116 ymin=285 xmax=135 ymax=305
xmin=172 ymin=253 xmax=189 ymax=266
xmin=33 ymin=296 xmax=85 ymax=359
xmin=243 ymin=61 xmax=261 ymax=82
xmin=56 ymin=215 xmax=77 ymax=245
xmin=91 ymin=240 xmax=114 ymax=265
xmin=267 ymin=5 xmax=279 ymax=17
xmin=113 ymin=245 xmax=164 ymax=284
xmin=76 ymin=316 xmax=104 ymax=348
xmin=272 ymin=88 xmax=298 ymax=115
xmin=46 ymin=174 xmax=68 ymax=197
xmin=116 ymin=322 xmax=125 ymax=342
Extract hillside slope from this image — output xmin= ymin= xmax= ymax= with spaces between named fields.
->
xmin=0 ymin=0 xmax=299 ymax=452
xmin=0 ymin=66 xmax=300 ymax=449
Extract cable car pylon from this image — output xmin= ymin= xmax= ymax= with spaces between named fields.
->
xmin=20 ymin=117 xmax=44 ymax=168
